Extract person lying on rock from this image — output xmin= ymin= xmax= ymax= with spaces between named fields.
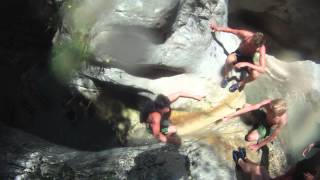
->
xmin=223 ymin=99 xmax=288 ymax=151
xmin=232 ymin=147 xmax=320 ymax=180
xmin=210 ymin=23 xmax=267 ymax=92
xmin=142 ymin=92 xmax=205 ymax=144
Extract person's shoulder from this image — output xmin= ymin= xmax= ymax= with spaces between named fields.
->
xmin=278 ymin=113 xmax=288 ymax=126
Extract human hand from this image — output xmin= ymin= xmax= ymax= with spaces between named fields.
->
xmin=302 ymin=143 xmax=315 ymax=157
xmin=248 ymin=144 xmax=261 ymax=151
xmin=210 ymin=23 xmax=219 ymax=32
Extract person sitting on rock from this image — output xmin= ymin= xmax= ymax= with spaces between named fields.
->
xmin=232 ymin=147 xmax=320 ymax=180
xmin=141 ymin=92 xmax=205 ymax=144
xmin=210 ymin=23 xmax=267 ymax=92
xmin=223 ymin=99 xmax=288 ymax=151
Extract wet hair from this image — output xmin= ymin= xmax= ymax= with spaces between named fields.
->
xmin=139 ymin=94 xmax=171 ymax=123
xmin=252 ymin=32 xmax=266 ymax=47
xmin=270 ymin=99 xmax=287 ymax=116
xmin=154 ymin=94 xmax=171 ymax=111
xmin=140 ymin=100 xmax=154 ymax=123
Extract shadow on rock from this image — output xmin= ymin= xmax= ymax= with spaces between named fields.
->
xmin=127 ymin=145 xmax=190 ymax=180
xmin=5 ymin=66 xmax=156 ymax=151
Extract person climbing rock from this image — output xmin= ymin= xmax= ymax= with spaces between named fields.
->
xmin=210 ymin=23 xmax=267 ymax=92
xmin=232 ymin=147 xmax=320 ymax=180
xmin=140 ymin=92 xmax=205 ymax=144
xmin=223 ymin=99 xmax=288 ymax=151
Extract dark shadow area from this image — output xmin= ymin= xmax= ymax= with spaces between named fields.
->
xmin=158 ymin=1 xmax=180 ymax=41
xmin=127 ymin=145 xmax=190 ymax=180
xmin=89 ymin=58 xmax=186 ymax=80
xmin=260 ymin=146 xmax=270 ymax=169
xmin=228 ymin=9 xmax=320 ymax=60
xmin=7 ymin=66 xmax=122 ymax=151
xmin=0 ymin=0 xmax=153 ymax=151
xmin=81 ymin=74 xmax=153 ymax=110
xmin=235 ymin=165 xmax=250 ymax=180
xmin=7 ymin=63 xmax=167 ymax=151
xmin=0 ymin=123 xmax=81 ymax=179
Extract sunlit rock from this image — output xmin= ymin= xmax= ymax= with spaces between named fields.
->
xmin=5 ymin=0 xmax=320 ymax=179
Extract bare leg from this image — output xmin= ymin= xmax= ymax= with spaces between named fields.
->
xmin=245 ymin=130 xmax=260 ymax=142
xmin=223 ymin=53 xmax=237 ymax=78
xmin=238 ymin=159 xmax=271 ymax=180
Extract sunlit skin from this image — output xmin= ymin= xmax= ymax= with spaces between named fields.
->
xmin=236 ymin=140 xmax=320 ymax=180
xmin=223 ymin=99 xmax=288 ymax=151
xmin=237 ymin=153 xmax=319 ymax=180
xmin=146 ymin=92 xmax=205 ymax=144
xmin=210 ymin=23 xmax=266 ymax=88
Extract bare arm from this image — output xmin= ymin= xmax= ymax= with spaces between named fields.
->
xmin=223 ymin=99 xmax=272 ymax=122
xmin=166 ymin=91 xmax=205 ymax=103
xmin=255 ymin=125 xmax=282 ymax=148
xmin=302 ymin=140 xmax=320 ymax=157
xmin=150 ymin=113 xmax=168 ymax=143
xmin=210 ymin=24 xmax=253 ymax=39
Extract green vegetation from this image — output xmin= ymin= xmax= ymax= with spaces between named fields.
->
xmin=51 ymin=36 xmax=90 ymax=82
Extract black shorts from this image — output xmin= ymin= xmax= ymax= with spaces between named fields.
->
xmin=233 ymin=49 xmax=254 ymax=64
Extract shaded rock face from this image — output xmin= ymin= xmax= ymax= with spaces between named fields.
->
xmin=0 ymin=0 xmax=59 ymax=124
xmin=0 ymin=124 xmax=235 ymax=180
xmin=229 ymin=0 xmax=320 ymax=59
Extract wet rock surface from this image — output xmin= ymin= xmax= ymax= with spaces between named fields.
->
xmin=1 ymin=0 xmax=320 ymax=179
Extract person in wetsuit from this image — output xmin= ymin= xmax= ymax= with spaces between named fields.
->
xmin=210 ymin=23 xmax=267 ymax=92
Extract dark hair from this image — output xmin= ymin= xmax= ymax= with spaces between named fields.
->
xmin=139 ymin=94 xmax=171 ymax=123
xmin=252 ymin=32 xmax=266 ymax=47
xmin=154 ymin=94 xmax=171 ymax=111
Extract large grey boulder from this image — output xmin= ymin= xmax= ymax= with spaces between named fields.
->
xmin=0 ymin=124 xmax=235 ymax=180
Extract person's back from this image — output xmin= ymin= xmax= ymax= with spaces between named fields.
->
xmin=238 ymin=32 xmax=264 ymax=56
